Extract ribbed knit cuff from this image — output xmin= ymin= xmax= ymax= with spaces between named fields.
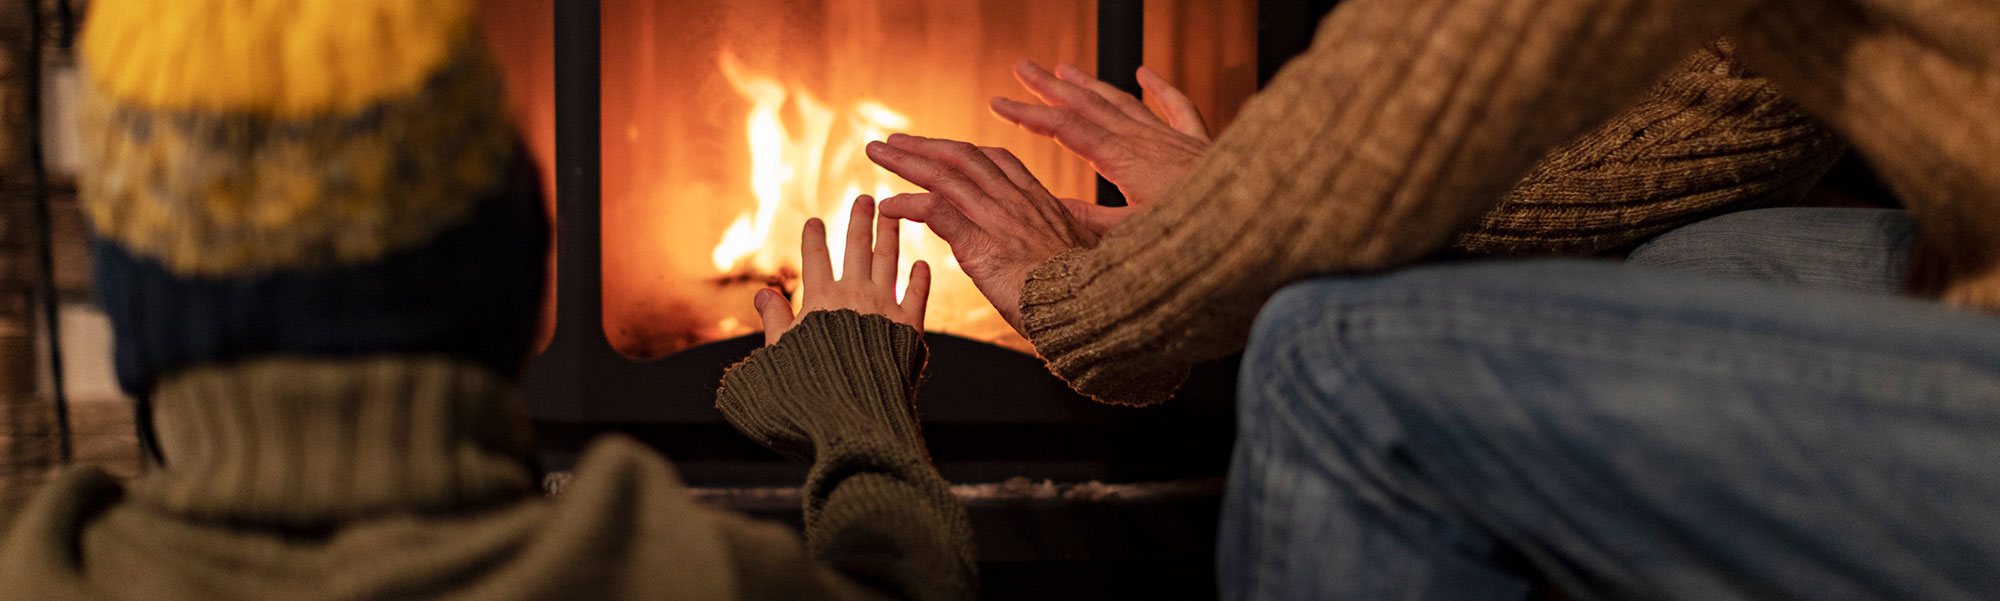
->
xmin=716 ymin=310 xmax=929 ymax=462
xmin=1020 ymin=249 xmax=1186 ymax=406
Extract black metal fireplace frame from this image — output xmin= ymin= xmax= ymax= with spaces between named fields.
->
xmin=523 ymin=0 xmax=1248 ymax=487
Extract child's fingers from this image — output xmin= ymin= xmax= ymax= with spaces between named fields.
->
xmin=900 ymin=260 xmax=931 ymax=327
xmin=872 ymin=214 xmax=901 ymax=294
xmin=754 ymin=288 xmax=794 ymax=346
xmin=800 ymin=218 xmax=832 ymax=291
xmin=842 ymin=196 xmax=875 ymax=282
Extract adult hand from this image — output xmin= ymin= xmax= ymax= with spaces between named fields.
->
xmin=990 ymin=61 xmax=1210 ymax=212
xmin=864 ymin=134 xmax=1100 ymax=334
xmin=755 ymin=195 xmax=931 ymax=345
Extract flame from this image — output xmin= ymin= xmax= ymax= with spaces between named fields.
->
xmin=706 ymin=51 xmax=1020 ymax=347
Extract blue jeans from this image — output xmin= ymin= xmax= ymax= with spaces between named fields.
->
xmin=1626 ymin=208 xmax=1916 ymax=294
xmin=1220 ymin=258 xmax=2000 ymax=601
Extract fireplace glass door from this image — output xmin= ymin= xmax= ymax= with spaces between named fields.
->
xmin=599 ymin=0 xmax=1113 ymax=358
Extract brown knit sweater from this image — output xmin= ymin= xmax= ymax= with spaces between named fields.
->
xmin=1022 ymin=0 xmax=1997 ymax=405
xmin=0 ymin=311 xmax=974 ymax=601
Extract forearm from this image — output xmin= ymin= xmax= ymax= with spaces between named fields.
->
xmin=1454 ymin=40 xmax=1846 ymax=256
xmin=1021 ymin=0 xmax=1756 ymax=405
xmin=715 ymin=310 xmax=975 ymax=600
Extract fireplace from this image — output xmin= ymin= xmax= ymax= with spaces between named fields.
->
xmin=502 ymin=0 xmax=1325 ymax=596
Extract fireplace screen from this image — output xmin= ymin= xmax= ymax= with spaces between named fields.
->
xmin=599 ymin=0 xmax=1114 ymax=358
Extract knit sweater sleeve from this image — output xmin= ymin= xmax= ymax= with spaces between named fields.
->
xmin=714 ymin=310 xmax=976 ymax=601
xmin=1453 ymin=39 xmax=1846 ymax=256
xmin=1019 ymin=0 xmax=1761 ymax=406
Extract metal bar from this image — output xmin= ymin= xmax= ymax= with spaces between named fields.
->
xmin=23 ymin=0 xmax=71 ymax=464
xmin=553 ymin=0 xmax=602 ymax=336
xmin=1258 ymin=0 xmax=1342 ymax=88
xmin=1095 ymin=0 xmax=1143 ymax=208
xmin=523 ymin=0 xmax=604 ymax=421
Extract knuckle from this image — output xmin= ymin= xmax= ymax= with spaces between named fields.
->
xmin=943 ymin=141 xmax=982 ymax=161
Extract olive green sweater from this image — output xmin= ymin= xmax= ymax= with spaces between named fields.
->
xmin=1022 ymin=0 xmax=1995 ymax=405
xmin=0 ymin=310 xmax=974 ymax=601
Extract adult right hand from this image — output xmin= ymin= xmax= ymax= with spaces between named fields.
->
xmin=865 ymin=134 xmax=1101 ymax=336
xmin=990 ymin=61 xmax=1211 ymax=212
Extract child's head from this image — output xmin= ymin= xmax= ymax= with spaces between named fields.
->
xmin=76 ymin=0 xmax=549 ymax=399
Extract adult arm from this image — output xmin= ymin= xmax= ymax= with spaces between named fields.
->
xmin=1018 ymin=0 xmax=1760 ymax=405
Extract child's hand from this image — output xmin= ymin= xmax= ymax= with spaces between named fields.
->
xmin=755 ymin=195 xmax=931 ymax=345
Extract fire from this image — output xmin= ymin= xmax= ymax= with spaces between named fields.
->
xmin=706 ymin=51 xmax=1021 ymax=349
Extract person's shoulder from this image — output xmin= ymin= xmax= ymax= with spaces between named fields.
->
xmin=1 ymin=469 xmax=122 ymax=538
xmin=0 ymin=469 xmax=123 ymax=594
xmin=536 ymin=434 xmax=742 ymax=586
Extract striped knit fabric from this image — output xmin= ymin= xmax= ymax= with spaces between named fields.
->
xmin=75 ymin=0 xmax=549 ymax=397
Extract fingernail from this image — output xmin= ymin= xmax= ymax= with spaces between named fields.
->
xmin=1139 ymin=65 xmax=1158 ymax=78
xmin=754 ymin=289 xmax=772 ymax=309
xmin=1056 ymin=64 xmax=1083 ymax=78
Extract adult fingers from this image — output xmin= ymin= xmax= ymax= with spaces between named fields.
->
xmin=900 ymin=260 xmax=931 ymax=327
xmin=842 ymin=196 xmax=875 ymax=283
xmin=989 ymin=98 xmax=1119 ymax=163
xmin=878 ymin=193 xmax=979 ymax=246
xmin=1138 ymin=65 xmax=1210 ymax=141
xmin=977 ymin=146 xmax=1055 ymax=198
xmin=867 ymin=140 xmax=1001 ymax=221
xmin=1012 ymin=61 xmax=1135 ymax=131
xmin=754 ymin=288 xmax=794 ymax=346
xmin=1055 ymin=63 xmax=1157 ymax=126
xmin=871 ymin=213 xmax=900 ymax=294
xmin=979 ymin=146 xmax=1072 ymax=229
xmin=800 ymin=218 xmax=832 ymax=292
xmin=882 ymin=134 xmax=1021 ymax=205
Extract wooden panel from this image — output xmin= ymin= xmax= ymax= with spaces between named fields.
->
xmin=0 ymin=195 xmax=91 ymax=293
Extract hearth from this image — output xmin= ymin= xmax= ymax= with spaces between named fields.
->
xmin=500 ymin=0 xmax=1332 ymax=597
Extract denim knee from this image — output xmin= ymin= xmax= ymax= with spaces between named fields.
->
xmin=1241 ymin=276 xmax=1445 ymax=471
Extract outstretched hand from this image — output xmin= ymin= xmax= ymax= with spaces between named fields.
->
xmin=755 ymin=195 xmax=931 ymax=345
xmin=990 ymin=61 xmax=1210 ymax=220
xmin=864 ymin=134 xmax=1099 ymax=335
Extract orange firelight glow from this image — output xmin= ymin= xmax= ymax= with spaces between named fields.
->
xmin=599 ymin=0 xmax=1103 ymax=359
xmin=706 ymin=51 xmax=988 ymax=339
xmin=597 ymin=0 xmax=1253 ymax=361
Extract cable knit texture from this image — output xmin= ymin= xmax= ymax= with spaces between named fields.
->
xmin=1453 ymin=39 xmax=1845 ymax=255
xmin=1021 ymin=0 xmax=1999 ymax=406
xmin=718 ymin=310 xmax=977 ymax=601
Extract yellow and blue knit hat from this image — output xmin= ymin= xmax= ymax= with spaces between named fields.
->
xmin=78 ymin=0 xmax=549 ymax=396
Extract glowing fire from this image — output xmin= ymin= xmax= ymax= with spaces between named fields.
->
xmin=705 ymin=51 xmax=1023 ymax=349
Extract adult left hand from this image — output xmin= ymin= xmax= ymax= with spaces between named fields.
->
xmin=865 ymin=134 xmax=1100 ymax=334
xmin=990 ymin=62 xmax=1211 ymax=210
